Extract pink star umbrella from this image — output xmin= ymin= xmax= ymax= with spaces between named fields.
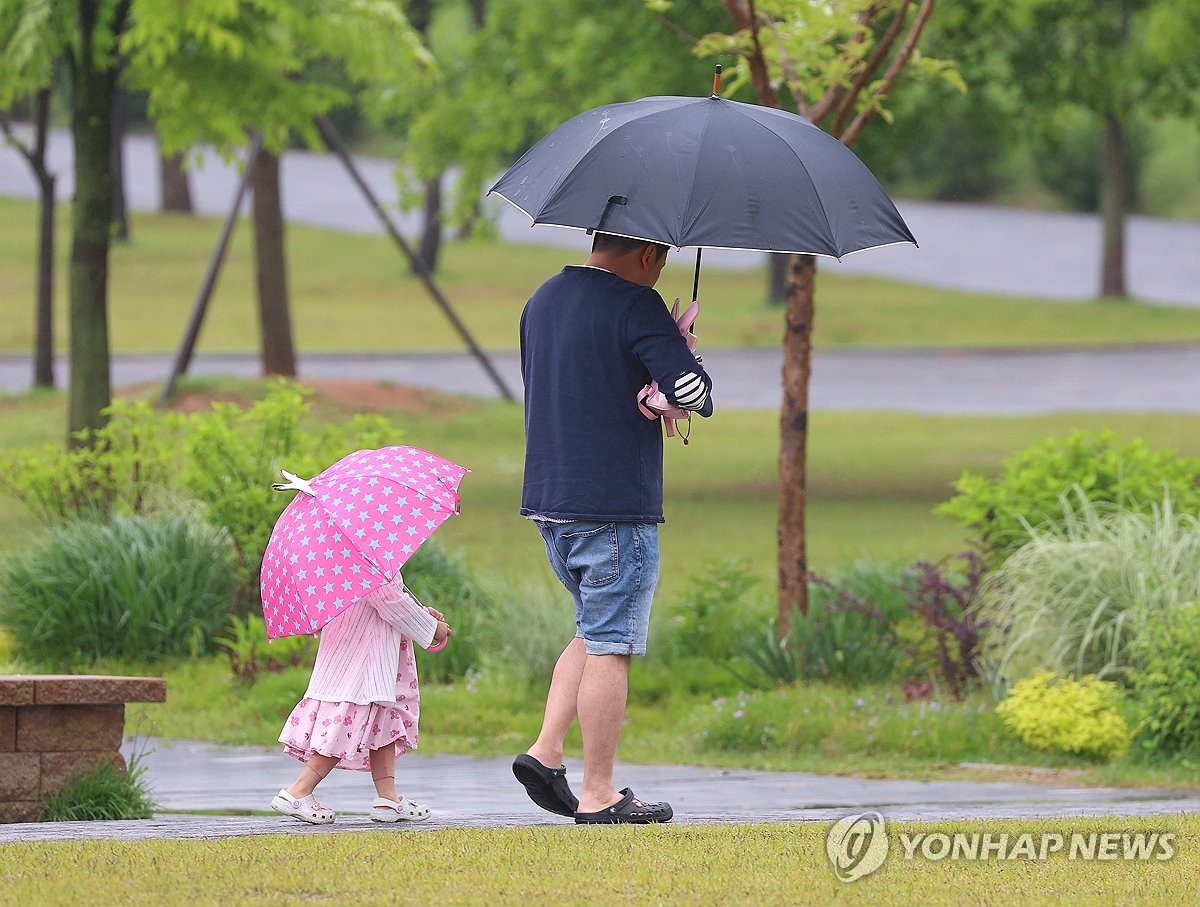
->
xmin=260 ymin=446 xmax=470 ymax=640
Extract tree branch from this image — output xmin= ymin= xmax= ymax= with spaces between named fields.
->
xmin=830 ymin=0 xmax=911 ymax=135
xmin=757 ymin=11 xmax=808 ymax=117
xmin=0 ymin=113 xmax=37 ymax=170
xmin=842 ymin=0 xmax=934 ymax=146
xmin=721 ymin=0 xmax=780 ymax=108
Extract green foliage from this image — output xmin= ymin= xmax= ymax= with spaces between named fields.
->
xmin=747 ymin=561 xmax=910 ymax=687
xmin=657 ymin=559 xmax=768 ymax=664
xmin=0 ymin=380 xmax=402 ymax=611
xmin=38 ymin=755 xmax=155 ymax=822
xmin=1030 ymin=106 xmax=1148 ymax=212
xmin=474 ymin=580 xmax=569 ymax=687
xmin=403 ymin=541 xmax=494 ymax=684
xmin=220 ymin=614 xmax=317 ymax=685
xmin=176 ymin=381 xmax=396 ymax=611
xmin=397 ymin=0 xmax=714 ymax=228
xmin=937 ymin=430 xmax=1200 ymax=563
xmin=975 ymin=493 xmax=1200 ymax=683
xmin=996 ymin=672 xmax=1132 ymax=763
xmin=120 ymin=0 xmax=433 ymax=157
xmin=0 ymin=514 xmax=235 ymax=665
xmin=1130 ymin=602 xmax=1200 ymax=757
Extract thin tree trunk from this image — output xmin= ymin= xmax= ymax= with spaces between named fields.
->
xmin=1099 ymin=111 xmax=1127 ymax=299
xmin=35 ymin=168 xmax=56 ymax=388
xmin=418 ymin=174 xmax=442 ymax=272
xmin=777 ymin=253 xmax=816 ymax=638
xmin=110 ymin=83 xmax=130 ymax=242
xmin=160 ymin=147 xmax=193 ymax=212
xmin=251 ymin=148 xmax=297 ymax=376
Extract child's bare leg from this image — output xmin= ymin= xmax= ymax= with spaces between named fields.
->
xmin=286 ymin=752 xmax=339 ymax=798
xmin=369 ymin=743 xmax=399 ymax=802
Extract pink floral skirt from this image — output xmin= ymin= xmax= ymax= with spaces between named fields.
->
xmin=279 ymin=694 xmax=418 ymax=773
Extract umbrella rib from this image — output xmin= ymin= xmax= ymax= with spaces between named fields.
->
xmin=732 ymin=110 xmax=840 ymax=256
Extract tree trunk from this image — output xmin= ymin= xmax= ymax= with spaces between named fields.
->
xmin=35 ymin=169 xmax=56 ymax=389
xmin=777 ymin=253 xmax=816 ymax=639
xmin=67 ymin=0 xmax=126 ymax=443
xmin=418 ymin=174 xmax=443 ymax=272
xmin=767 ymin=254 xmax=788 ymax=304
xmin=110 ymin=83 xmax=130 ymax=242
xmin=160 ymin=148 xmax=193 ymax=212
xmin=1098 ymin=111 xmax=1127 ymax=299
xmin=251 ymin=149 xmax=297 ymax=376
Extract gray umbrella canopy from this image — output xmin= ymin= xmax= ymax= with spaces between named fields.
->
xmin=489 ymin=94 xmax=916 ymax=260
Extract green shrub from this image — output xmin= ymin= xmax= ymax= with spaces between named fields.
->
xmin=748 ymin=561 xmax=910 ymax=687
xmin=975 ymin=493 xmax=1200 ymax=683
xmin=38 ymin=755 xmax=155 ymax=821
xmin=0 ymin=514 xmax=235 ymax=665
xmin=404 ymin=541 xmax=494 ymax=684
xmin=220 ymin=614 xmax=318 ymax=684
xmin=656 ymin=560 xmax=769 ymax=664
xmin=0 ymin=380 xmax=401 ymax=613
xmin=996 ymin=672 xmax=1132 ymax=763
xmin=937 ymin=430 xmax=1200 ymax=563
xmin=1130 ymin=602 xmax=1200 ymax=757
xmin=477 ymin=579 xmax=571 ymax=687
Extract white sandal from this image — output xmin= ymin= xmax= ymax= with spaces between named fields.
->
xmin=271 ymin=788 xmax=336 ymax=825
xmin=370 ymin=796 xmax=431 ymax=822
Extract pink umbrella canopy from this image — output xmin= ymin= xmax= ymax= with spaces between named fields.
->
xmin=260 ymin=446 xmax=470 ymax=639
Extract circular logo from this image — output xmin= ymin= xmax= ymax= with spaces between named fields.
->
xmin=826 ymin=811 xmax=889 ymax=882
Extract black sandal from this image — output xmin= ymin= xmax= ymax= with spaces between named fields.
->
xmin=574 ymin=788 xmax=673 ymax=825
xmin=512 ymin=754 xmax=579 ymax=817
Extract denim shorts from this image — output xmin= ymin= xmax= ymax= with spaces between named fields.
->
xmin=534 ymin=520 xmax=660 ymax=656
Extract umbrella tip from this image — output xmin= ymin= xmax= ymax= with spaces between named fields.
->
xmin=711 ymin=64 xmax=722 ymax=99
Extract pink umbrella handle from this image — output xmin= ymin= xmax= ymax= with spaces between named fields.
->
xmin=427 ymin=637 xmax=448 ymax=653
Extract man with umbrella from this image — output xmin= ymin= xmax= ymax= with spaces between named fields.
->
xmin=511 ymin=231 xmax=713 ymax=824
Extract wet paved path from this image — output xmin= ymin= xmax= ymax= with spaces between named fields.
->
xmin=2 ymin=738 xmax=1197 ymax=842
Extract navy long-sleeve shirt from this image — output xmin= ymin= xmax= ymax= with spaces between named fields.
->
xmin=519 ymin=266 xmax=712 ymax=522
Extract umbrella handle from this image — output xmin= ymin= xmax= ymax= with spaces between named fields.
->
xmin=427 ymin=637 xmax=448 ymax=653
xmin=691 ymin=248 xmax=702 ymax=304
xmin=272 ymin=469 xmax=316 ymax=496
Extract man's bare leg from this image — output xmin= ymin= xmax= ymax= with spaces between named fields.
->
xmin=575 ymin=652 xmax=630 ymax=813
xmin=526 ymin=636 xmax=587 ymax=768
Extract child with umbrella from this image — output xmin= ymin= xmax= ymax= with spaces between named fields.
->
xmin=259 ymin=446 xmax=469 ymax=824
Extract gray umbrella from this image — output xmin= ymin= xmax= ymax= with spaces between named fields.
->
xmin=489 ymin=85 xmax=916 ymax=286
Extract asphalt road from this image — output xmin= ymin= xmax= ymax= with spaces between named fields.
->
xmin=5 ymin=344 xmax=1200 ymax=413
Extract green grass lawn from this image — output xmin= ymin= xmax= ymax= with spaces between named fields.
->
xmin=6 ymin=196 xmax=1200 ymax=354
xmin=4 ymin=818 xmax=1197 ymax=905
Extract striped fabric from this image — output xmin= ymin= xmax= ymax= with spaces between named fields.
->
xmin=668 ymin=367 xmax=710 ymax=411
xmin=303 ymin=577 xmax=438 ymax=706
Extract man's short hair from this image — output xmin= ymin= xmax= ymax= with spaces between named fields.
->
xmin=592 ymin=232 xmax=669 ymax=261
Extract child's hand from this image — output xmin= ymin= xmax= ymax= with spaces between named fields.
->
xmin=424 ymin=605 xmax=445 ymax=621
xmin=432 ymin=620 xmax=452 ymax=646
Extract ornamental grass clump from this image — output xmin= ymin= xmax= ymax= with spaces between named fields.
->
xmin=974 ymin=490 xmax=1200 ymax=684
xmin=996 ymin=671 xmax=1132 ymax=763
xmin=0 ymin=513 xmax=235 ymax=665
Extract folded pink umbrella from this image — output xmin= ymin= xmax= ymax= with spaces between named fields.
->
xmin=260 ymin=446 xmax=470 ymax=639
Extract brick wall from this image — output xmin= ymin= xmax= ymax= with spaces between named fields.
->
xmin=0 ymin=676 xmax=166 ymax=823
